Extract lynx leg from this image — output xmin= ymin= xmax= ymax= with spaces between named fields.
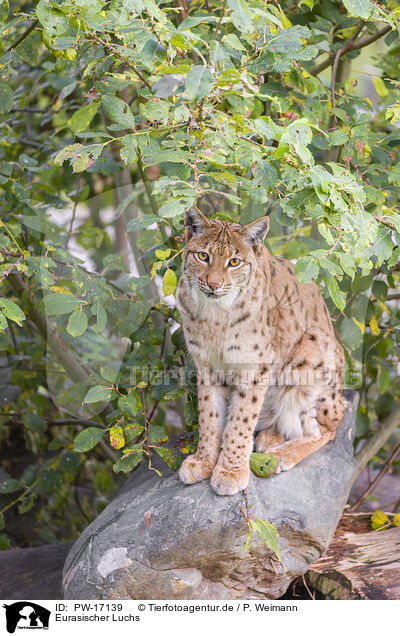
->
xmin=317 ymin=390 xmax=346 ymax=432
xmin=211 ymin=381 xmax=268 ymax=495
xmin=179 ymin=379 xmax=227 ymax=485
xmin=255 ymin=430 xmax=285 ymax=453
xmin=269 ymin=429 xmax=335 ymax=472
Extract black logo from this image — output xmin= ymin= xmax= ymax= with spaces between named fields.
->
xmin=3 ymin=603 xmax=50 ymax=634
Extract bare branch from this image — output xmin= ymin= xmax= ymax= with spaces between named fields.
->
xmin=310 ymin=23 xmax=391 ymax=77
xmin=352 ymin=401 xmax=400 ymax=483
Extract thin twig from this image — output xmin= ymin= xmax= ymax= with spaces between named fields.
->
xmin=353 ymin=401 xmax=400 ymax=483
xmin=0 ymin=253 xmax=24 ymax=284
xmin=87 ymin=32 xmax=151 ymax=88
xmin=349 ymin=441 xmax=400 ymax=512
xmin=301 ymin=573 xmax=315 ymax=600
xmin=65 ymin=175 xmax=81 ymax=249
xmin=330 ymin=23 xmax=366 ymax=123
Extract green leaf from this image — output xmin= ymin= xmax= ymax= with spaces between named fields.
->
xmin=299 ymin=0 xmax=313 ymax=9
xmin=185 ymin=65 xmax=213 ymax=101
xmin=148 ymin=423 xmax=167 ymax=443
xmin=343 ymin=0 xmax=374 ymax=19
xmin=126 ymin=214 xmax=159 ymax=231
xmin=158 ymin=199 xmax=185 ymax=218
xmin=0 ymin=79 xmax=14 ymax=115
xmin=243 ymin=529 xmax=252 ymax=552
xmin=100 ymin=365 xmax=118 ymax=383
xmin=153 ymin=446 xmax=181 ymax=470
xmin=92 ymin=303 xmax=107 ymax=333
xmin=162 ymin=268 xmax=177 ymax=296
xmin=323 ymin=271 xmax=346 ymax=311
xmin=103 ymin=254 xmax=129 ymax=273
xmin=36 ymin=0 xmax=71 ymax=37
xmin=253 ymin=161 xmax=278 ymax=190
xmin=0 ymin=0 xmax=9 ymax=23
xmin=113 ymin=449 xmax=144 ymax=473
xmin=249 ymin=518 xmax=281 ymax=561
xmin=67 ymin=310 xmax=88 ymax=337
xmin=222 ymin=33 xmax=246 ymax=51
xmin=339 ymin=318 xmax=363 ymax=350
xmin=68 ymin=102 xmax=99 ymax=133
xmin=250 ymin=453 xmax=278 ymax=477
xmin=0 ymin=313 xmax=7 ymax=332
xmin=0 ymin=298 xmax=26 ymax=326
xmin=227 ymin=0 xmax=254 ymax=33
xmin=329 ymin=129 xmax=349 ymax=147
xmin=73 ymin=426 xmax=106 ymax=452
xmin=0 ymin=478 xmax=22 ymax=494
xmin=378 ymin=366 xmax=390 ymax=394
xmin=38 ymin=468 xmax=62 ymax=493
xmin=83 ymin=385 xmax=112 ymax=403
xmin=0 ymin=534 xmax=11 ymax=550
xmin=101 ymin=95 xmax=135 ymax=129
xmin=44 ymin=293 xmax=82 ymax=316
xmin=118 ymin=393 xmax=141 ymax=417
xmin=23 ymin=414 xmax=47 ymax=433
xmin=294 ymin=257 xmax=319 ymax=283
xmin=120 ymin=134 xmax=137 ymax=165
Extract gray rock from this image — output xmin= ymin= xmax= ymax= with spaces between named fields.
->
xmin=63 ymin=391 xmax=358 ymax=600
xmin=0 ymin=543 xmax=73 ymax=600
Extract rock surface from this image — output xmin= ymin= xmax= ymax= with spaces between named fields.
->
xmin=0 ymin=542 xmax=73 ymax=600
xmin=63 ymin=391 xmax=358 ymax=600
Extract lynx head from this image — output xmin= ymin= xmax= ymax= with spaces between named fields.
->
xmin=182 ymin=208 xmax=269 ymax=308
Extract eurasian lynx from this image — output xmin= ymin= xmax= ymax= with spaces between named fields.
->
xmin=177 ymin=208 xmax=346 ymax=496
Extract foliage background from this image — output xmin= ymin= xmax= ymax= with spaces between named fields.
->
xmin=0 ymin=0 xmax=399 ymax=549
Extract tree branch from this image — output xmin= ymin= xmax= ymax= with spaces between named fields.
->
xmin=310 ymin=23 xmax=391 ymax=77
xmin=136 ymin=153 xmax=169 ymax=244
xmin=87 ymin=33 xmax=151 ymax=89
xmin=349 ymin=441 xmax=400 ymax=511
xmin=4 ymin=19 xmax=38 ymax=54
xmin=352 ymin=401 xmax=400 ymax=484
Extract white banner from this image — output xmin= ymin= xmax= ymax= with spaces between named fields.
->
xmin=1 ymin=599 xmax=399 ymax=635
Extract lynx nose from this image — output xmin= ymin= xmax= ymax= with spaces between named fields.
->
xmin=207 ymin=280 xmax=221 ymax=290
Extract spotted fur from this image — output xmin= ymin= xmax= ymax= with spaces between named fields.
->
xmin=177 ymin=209 xmax=346 ymax=496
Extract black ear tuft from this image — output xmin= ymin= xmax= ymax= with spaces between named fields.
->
xmin=239 ymin=216 xmax=270 ymax=246
xmin=184 ymin=208 xmax=211 ymax=240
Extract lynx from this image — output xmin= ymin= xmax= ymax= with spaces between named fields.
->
xmin=176 ymin=208 xmax=346 ymax=496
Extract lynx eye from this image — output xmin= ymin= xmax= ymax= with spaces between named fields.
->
xmin=228 ymin=257 xmax=241 ymax=267
xmin=197 ymin=251 xmax=209 ymax=262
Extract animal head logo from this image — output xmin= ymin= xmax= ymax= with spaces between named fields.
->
xmin=3 ymin=602 xmax=50 ymax=634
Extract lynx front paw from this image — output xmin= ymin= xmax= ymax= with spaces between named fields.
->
xmin=255 ymin=430 xmax=284 ymax=453
xmin=179 ymin=455 xmax=213 ymax=485
xmin=210 ymin=464 xmax=250 ymax=496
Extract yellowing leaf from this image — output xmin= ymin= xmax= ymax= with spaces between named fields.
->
xmin=369 ymin=315 xmax=380 ymax=336
xmin=376 ymin=299 xmax=391 ymax=314
xmin=109 ymin=425 xmax=125 ymax=450
xmin=371 ymin=509 xmax=389 ymax=530
xmin=372 ymin=77 xmax=388 ymax=98
xmin=353 ymin=317 xmax=365 ymax=334
xmin=162 ymin=268 xmax=177 ymax=296
xmin=393 ymin=514 xmax=400 ymax=527
xmin=49 ymin=286 xmax=74 ymax=294
xmin=155 ymin=248 xmax=171 ymax=261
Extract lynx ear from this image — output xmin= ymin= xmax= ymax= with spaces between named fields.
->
xmin=184 ymin=206 xmax=211 ymax=240
xmin=239 ymin=216 xmax=270 ymax=245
